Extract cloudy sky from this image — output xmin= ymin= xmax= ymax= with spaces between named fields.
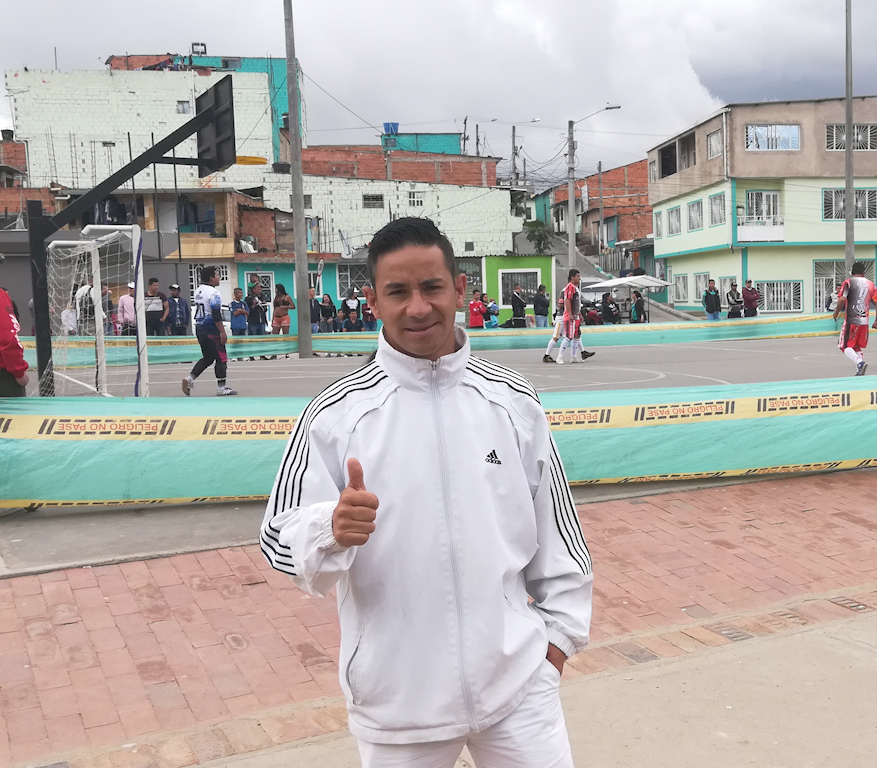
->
xmin=2 ymin=0 xmax=875 ymax=187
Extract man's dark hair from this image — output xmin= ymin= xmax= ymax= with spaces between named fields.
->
xmin=200 ymin=266 xmax=217 ymax=283
xmin=568 ymin=269 xmax=580 ymax=281
xmin=367 ymin=217 xmax=456 ymax=284
xmin=708 ymin=279 xmax=715 ymax=284
xmin=852 ymin=261 xmax=866 ymax=275
xmin=537 ymin=284 xmax=546 ymax=292
xmin=148 ymin=277 xmax=159 ymax=285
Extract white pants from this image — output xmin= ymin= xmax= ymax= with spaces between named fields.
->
xmin=356 ymin=660 xmax=574 ymax=768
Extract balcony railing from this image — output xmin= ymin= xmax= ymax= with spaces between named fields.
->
xmin=736 ymin=215 xmax=785 ymax=242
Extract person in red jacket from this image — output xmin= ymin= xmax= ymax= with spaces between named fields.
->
xmin=0 ymin=287 xmax=28 ymax=396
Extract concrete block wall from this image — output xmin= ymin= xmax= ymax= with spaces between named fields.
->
xmin=261 ymin=175 xmax=523 ymax=258
xmin=5 ymin=69 xmax=274 ymax=191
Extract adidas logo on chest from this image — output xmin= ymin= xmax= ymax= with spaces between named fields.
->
xmin=485 ymin=450 xmax=502 ymax=465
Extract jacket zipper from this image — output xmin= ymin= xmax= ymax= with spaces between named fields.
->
xmin=430 ymin=360 xmax=477 ymax=730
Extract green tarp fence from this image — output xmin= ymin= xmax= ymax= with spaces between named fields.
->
xmin=18 ymin=314 xmax=842 ymax=368
xmin=2 ymin=375 xmax=875 ymax=506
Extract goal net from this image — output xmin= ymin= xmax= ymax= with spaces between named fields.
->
xmin=39 ymin=225 xmax=149 ymax=397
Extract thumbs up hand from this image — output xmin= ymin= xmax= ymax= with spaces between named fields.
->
xmin=332 ymin=458 xmax=379 ymax=548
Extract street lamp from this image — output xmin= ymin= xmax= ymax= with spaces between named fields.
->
xmin=568 ymin=104 xmax=621 ymax=267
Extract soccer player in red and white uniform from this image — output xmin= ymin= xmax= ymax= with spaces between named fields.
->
xmin=542 ymin=293 xmax=565 ymax=362
xmin=556 ymin=269 xmax=584 ymax=364
xmin=834 ymin=260 xmax=877 ymax=376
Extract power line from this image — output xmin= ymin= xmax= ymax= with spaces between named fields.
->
xmin=301 ymin=70 xmax=380 ymax=133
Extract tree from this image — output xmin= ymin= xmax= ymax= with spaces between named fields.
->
xmin=524 ymin=220 xmax=552 ymax=256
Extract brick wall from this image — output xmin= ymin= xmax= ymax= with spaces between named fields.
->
xmin=106 ymin=55 xmax=178 ymax=71
xmin=0 ymin=187 xmax=55 ymax=215
xmin=584 ymin=159 xmax=651 ymax=242
xmin=0 ymin=140 xmax=26 ymax=172
xmin=240 ymin=208 xmax=276 ymax=252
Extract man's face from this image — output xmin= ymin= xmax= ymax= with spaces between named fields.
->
xmin=349 ymin=311 xmax=357 ymax=320
xmin=253 ymin=284 xmax=262 ymax=295
xmin=514 ymin=284 xmax=521 ymax=293
xmin=234 ymin=289 xmax=242 ymax=300
xmin=209 ymin=274 xmax=220 ymax=287
xmin=364 ymin=245 xmax=467 ymax=361
xmin=571 ymin=273 xmax=581 ymax=286
xmin=171 ymin=288 xmax=180 ymax=298
xmin=148 ymin=282 xmax=158 ymax=294
xmin=309 ymin=287 xmax=315 ymax=299
xmin=709 ymin=281 xmax=715 ymax=289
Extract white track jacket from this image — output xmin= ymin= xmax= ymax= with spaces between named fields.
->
xmin=261 ymin=328 xmax=592 ymax=744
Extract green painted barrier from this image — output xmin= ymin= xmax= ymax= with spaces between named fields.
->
xmin=17 ymin=314 xmax=843 ymax=369
xmin=2 ymin=375 xmax=875 ymax=506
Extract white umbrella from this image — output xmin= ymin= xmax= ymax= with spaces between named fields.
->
xmin=585 ymin=274 xmax=672 ymax=322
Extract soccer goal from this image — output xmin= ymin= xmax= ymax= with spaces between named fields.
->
xmin=39 ymin=225 xmax=149 ymax=397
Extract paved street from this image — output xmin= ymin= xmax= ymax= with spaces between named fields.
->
xmin=2 ymin=468 xmax=877 ymax=767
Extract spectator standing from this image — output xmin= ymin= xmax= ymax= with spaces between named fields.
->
xmin=702 ymin=279 xmax=722 ymax=321
xmin=272 ymin=284 xmax=294 ymax=335
xmin=742 ymin=279 xmax=760 ymax=317
xmin=533 ymin=284 xmax=550 ymax=328
xmin=182 ymin=265 xmax=236 ymax=397
xmin=362 ymin=295 xmax=378 ymax=331
xmin=165 ymin=284 xmax=191 ymax=335
xmin=61 ymin=304 xmax=78 ymax=335
xmin=726 ymin=282 xmax=743 ymax=319
xmin=510 ymin=283 xmax=527 ymax=328
xmin=117 ymin=282 xmax=137 ymax=336
xmin=825 ymin=286 xmax=840 ymax=313
xmin=260 ymin=217 xmax=591 ymax=766
xmin=319 ymin=293 xmax=336 ymax=333
xmin=342 ymin=309 xmax=365 ymax=332
xmin=309 ymin=287 xmax=322 ymax=334
xmin=246 ymin=283 xmax=268 ymax=336
xmin=0 ymin=286 xmax=28 ymax=396
xmin=144 ymin=278 xmax=169 ymax=336
xmin=468 ymin=289 xmax=486 ymax=329
xmin=229 ymin=287 xmax=249 ymax=336
xmin=601 ymin=293 xmax=622 ymax=325
xmin=344 ymin=289 xmax=361 ymax=319
xmin=630 ymin=290 xmax=647 ymax=323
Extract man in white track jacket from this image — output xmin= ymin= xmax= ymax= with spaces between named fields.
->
xmin=261 ymin=217 xmax=592 ymax=767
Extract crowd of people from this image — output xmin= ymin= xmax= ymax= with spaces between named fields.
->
xmin=703 ymin=278 xmax=762 ymax=320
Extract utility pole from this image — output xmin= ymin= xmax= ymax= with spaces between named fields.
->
xmin=598 ymin=161 xmax=605 ymax=255
xmin=284 ymin=0 xmax=312 ymax=359
xmin=567 ymin=120 xmax=576 ymax=268
xmin=475 ymin=124 xmax=480 ymax=156
xmin=510 ymin=125 xmax=517 ymax=186
xmin=462 ymin=116 xmax=468 ymax=155
xmin=844 ymin=0 xmax=855 ymax=274
xmin=522 ymin=158 xmax=527 ymax=185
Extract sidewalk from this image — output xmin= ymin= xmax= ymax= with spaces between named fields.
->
xmin=2 ymin=468 xmax=877 ymax=768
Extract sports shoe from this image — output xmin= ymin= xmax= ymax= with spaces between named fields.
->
xmin=856 ymin=361 xmax=868 ymax=376
xmin=542 ymin=354 xmax=554 ymax=363
xmin=570 ymin=356 xmax=582 ymax=364
xmin=582 ymin=350 xmax=596 ymax=360
xmin=556 ymin=357 xmax=564 ymax=365
xmin=181 ymin=377 xmax=193 ymax=396
xmin=217 ymin=387 xmax=238 ymax=396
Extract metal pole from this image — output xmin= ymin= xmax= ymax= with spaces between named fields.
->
xmin=567 ymin=120 xmax=575 ymax=268
xmin=844 ymin=0 xmax=856 ymax=273
xmin=284 ymin=0 xmax=313 ymax=358
xmin=511 ymin=126 xmax=517 ymax=185
xmin=598 ymin=161 xmax=605 ymax=256
xmin=475 ymin=125 xmax=480 ymax=157
xmin=172 ymin=146 xmax=182 ymax=264
xmin=27 ymin=200 xmax=54 ymax=395
xmin=462 ymin=116 xmax=468 ymax=155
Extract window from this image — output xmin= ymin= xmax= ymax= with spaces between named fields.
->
xmin=678 ymin=133 xmax=696 ymax=170
xmin=221 ymin=58 xmax=241 ymax=70
xmin=756 ymin=281 xmax=802 ymax=312
xmin=674 ymin=274 xmax=689 ymax=303
xmin=648 ymin=161 xmax=657 ymax=183
xmin=455 ymin=258 xmax=483 ymax=295
xmin=408 ymin=191 xmax=424 ymax=207
xmin=745 ymin=124 xmax=800 ymax=151
xmin=176 ymin=101 xmax=191 ymax=114
xmin=464 ymin=241 xmax=475 ymax=252
xmin=695 ymin=273 xmax=710 ymax=300
xmin=384 ymin=137 xmax=397 ymax=148
xmin=337 ymin=264 xmax=370 ymax=298
xmin=718 ymin=277 xmax=735 ymax=309
xmin=500 ymin=270 xmax=539 ymax=306
xmin=659 ymin=144 xmax=677 ymax=178
xmin=189 ymin=264 xmax=229 ymax=294
xmin=653 ymin=211 xmax=663 ymax=238
xmin=826 ymin=124 xmax=877 ymax=151
xmin=823 ymin=188 xmax=877 ymax=220
xmin=687 ymin=200 xmax=703 ymax=231
xmin=709 ymin=193 xmax=726 ymax=226
xmin=303 ymin=194 xmax=312 ymax=210
xmin=814 ymin=260 xmax=876 ymax=311
xmin=707 ymin=129 xmax=723 ymax=160
xmin=745 ymin=191 xmax=781 ymax=224
xmin=307 ymin=269 xmax=322 ymax=296
xmin=667 ymin=207 xmax=681 ymax=235
xmin=362 ymin=194 xmax=384 ymax=209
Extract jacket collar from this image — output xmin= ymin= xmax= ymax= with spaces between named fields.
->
xmin=376 ymin=325 xmax=470 ymax=392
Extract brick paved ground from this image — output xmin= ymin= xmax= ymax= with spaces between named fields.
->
xmin=2 ymin=468 xmax=877 ymax=768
